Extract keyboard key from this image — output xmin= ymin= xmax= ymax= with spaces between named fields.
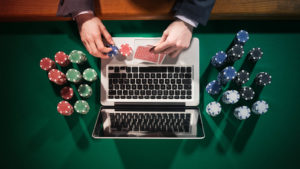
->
xmin=115 ymin=85 xmax=119 ymax=90
xmin=178 ymin=85 xmax=183 ymax=89
xmin=175 ymin=96 xmax=179 ymax=99
xmin=132 ymin=67 xmax=138 ymax=72
xmin=128 ymin=73 xmax=132 ymax=78
xmin=117 ymin=90 xmax=122 ymax=95
xmin=143 ymin=85 xmax=148 ymax=89
xmin=168 ymin=96 xmax=174 ymax=99
xmin=168 ymin=74 xmax=172 ymax=78
xmin=158 ymin=90 xmax=162 ymax=95
xmin=152 ymin=90 xmax=157 ymax=95
xmin=109 ymin=90 xmax=116 ymax=95
xmin=169 ymin=91 xmax=174 ymax=95
xmin=109 ymin=85 xmax=113 ymax=89
xmin=142 ymin=79 xmax=147 ymax=84
xmin=175 ymin=90 xmax=180 ymax=95
xmin=180 ymin=96 xmax=185 ymax=99
xmin=174 ymin=74 xmax=178 ymax=78
xmin=163 ymin=96 xmax=168 ymax=99
xmin=133 ymin=73 xmax=138 ymax=78
xmin=121 ymin=73 xmax=126 ymax=78
xmin=184 ymin=85 xmax=191 ymax=89
xmin=187 ymin=96 xmax=192 ymax=99
xmin=109 ymin=73 xmax=120 ymax=78
xmin=126 ymin=85 xmax=131 ymax=89
xmin=151 ymin=73 xmax=155 ymax=78
xmin=139 ymin=67 xmax=167 ymax=72
xmin=172 ymin=85 xmax=177 ymax=89
xmin=149 ymin=85 xmax=154 ymax=89
xmin=127 ymin=96 xmax=132 ymax=99
xmin=114 ymin=67 xmax=120 ymax=72
xmin=133 ymin=96 xmax=138 ymax=99
xmin=148 ymin=79 xmax=153 ymax=84
xmin=140 ymin=90 xmax=145 ymax=95
xmin=182 ymin=79 xmax=192 ymax=84
xmin=162 ymin=74 xmax=167 ymax=78
xmin=124 ymin=79 xmax=129 ymax=84
xmin=181 ymin=67 xmax=186 ymax=73
xmin=187 ymin=67 xmax=192 ymax=72
xmin=168 ymin=67 xmax=174 ymax=72
xmin=108 ymin=66 xmax=114 ymax=70
xmin=132 ymin=85 xmax=136 ymax=89
xmin=138 ymin=85 xmax=143 ymax=89
xmin=161 ymin=85 xmax=166 ymax=89
xmin=135 ymin=90 xmax=139 ymax=95
xmin=136 ymin=79 xmax=141 ymax=84
xmin=187 ymin=90 xmax=192 ymax=95
xmin=167 ymin=85 xmax=171 ymax=89
xmin=130 ymin=79 xmax=135 ymax=84
xmin=129 ymin=90 xmax=133 ymax=95
xmin=179 ymin=73 xmax=185 ymax=78
xmin=156 ymin=96 xmax=162 ymax=99
xmin=171 ymin=79 xmax=175 ymax=84
xmin=154 ymin=79 xmax=158 ymax=84
xmin=181 ymin=90 xmax=186 ymax=95
xmin=146 ymin=90 xmax=151 ymax=95
xmin=177 ymin=79 xmax=181 ymax=84
xmin=175 ymin=67 xmax=180 ymax=72
xmin=126 ymin=67 xmax=131 ymax=72
xmin=151 ymin=96 xmax=155 ymax=99
xmin=185 ymin=73 xmax=191 ymax=78
xmin=108 ymin=96 xmax=113 ymax=99
xmin=156 ymin=74 xmax=161 ymax=78
xmin=145 ymin=73 xmax=150 ymax=78
xmin=163 ymin=90 xmax=168 ymax=95
xmin=159 ymin=79 xmax=164 ymax=84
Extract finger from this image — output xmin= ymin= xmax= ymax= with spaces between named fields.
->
xmin=169 ymin=50 xmax=182 ymax=58
xmin=153 ymin=41 xmax=173 ymax=54
xmin=161 ymin=46 xmax=177 ymax=55
xmin=99 ymin=22 xmax=114 ymax=45
xmin=83 ymin=41 xmax=92 ymax=55
xmin=95 ymin=36 xmax=112 ymax=53
xmin=154 ymin=32 xmax=168 ymax=46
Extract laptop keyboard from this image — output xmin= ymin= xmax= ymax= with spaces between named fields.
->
xmin=108 ymin=66 xmax=193 ymax=100
xmin=109 ymin=113 xmax=191 ymax=133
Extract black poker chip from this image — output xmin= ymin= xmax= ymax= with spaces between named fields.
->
xmin=227 ymin=44 xmax=244 ymax=63
xmin=247 ymin=48 xmax=263 ymax=62
xmin=234 ymin=70 xmax=250 ymax=85
xmin=254 ymin=72 xmax=272 ymax=86
xmin=239 ymin=86 xmax=255 ymax=101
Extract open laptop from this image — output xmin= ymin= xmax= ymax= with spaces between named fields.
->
xmin=92 ymin=37 xmax=205 ymax=139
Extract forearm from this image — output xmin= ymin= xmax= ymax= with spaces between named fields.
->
xmin=57 ymin=0 xmax=94 ymax=17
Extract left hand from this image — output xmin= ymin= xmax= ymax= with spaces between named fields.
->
xmin=153 ymin=20 xmax=194 ymax=58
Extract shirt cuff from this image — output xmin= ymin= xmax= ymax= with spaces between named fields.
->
xmin=72 ymin=10 xmax=94 ymax=20
xmin=175 ymin=15 xmax=199 ymax=28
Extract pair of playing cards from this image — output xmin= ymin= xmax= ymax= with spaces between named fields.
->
xmin=134 ymin=45 xmax=166 ymax=64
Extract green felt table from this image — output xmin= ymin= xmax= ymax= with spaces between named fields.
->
xmin=0 ymin=20 xmax=300 ymax=169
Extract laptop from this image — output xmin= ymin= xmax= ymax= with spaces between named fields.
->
xmin=92 ymin=37 xmax=205 ymax=139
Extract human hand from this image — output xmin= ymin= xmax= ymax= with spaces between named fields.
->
xmin=153 ymin=20 xmax=193 ymax=58
xmin=76 ymin=13 xmax=114 ymax=59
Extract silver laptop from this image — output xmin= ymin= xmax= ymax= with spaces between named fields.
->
xmin=92 ymin=37 xmax=205 ymax=139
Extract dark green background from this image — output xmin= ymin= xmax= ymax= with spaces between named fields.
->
xmin=0 ymin=20 xmax=300 ymax=169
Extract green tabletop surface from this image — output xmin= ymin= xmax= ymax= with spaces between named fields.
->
xmin=0 ymin=20 xmax=300 ymax=169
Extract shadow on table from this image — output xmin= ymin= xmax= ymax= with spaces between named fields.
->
xmin=114 ymin=139 xmax=182 ymax=169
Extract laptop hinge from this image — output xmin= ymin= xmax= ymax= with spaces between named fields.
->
xmin=114 ymin=102 xmax=185 ymax=111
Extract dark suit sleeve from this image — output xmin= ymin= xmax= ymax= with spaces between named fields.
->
xmin=57 ymin=0 xmax=94 ymax=17
xmin=173 ymin=0 xmax=215 ymax=26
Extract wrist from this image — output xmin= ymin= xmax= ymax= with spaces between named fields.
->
xmin=176 ymin=19 xmax=194 ymax=32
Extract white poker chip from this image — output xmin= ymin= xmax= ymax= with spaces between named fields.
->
xmin=206 ymin=101 xmax=222 ymax=117
xmin=222 ymin=90 xmax=240 ymax=104
xmin=234 ymin=106 xmax=251 ymax=120
xmin=252 ymin=100 xmax=269 ymax=115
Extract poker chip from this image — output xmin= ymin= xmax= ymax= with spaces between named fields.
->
xmin=239 ymin=86 xmax=255 ymax=101
xmin=74 ymin=100 xmax=90 ymax=114
xmin=235 ymin=30 xmax=249 ymax=44
xmin=78 ymin=84 xmax=92 ymax=98
xmin=54 ymin=51 xmax=70 ymax=67
xmin=48 ymin=69 xmax=67 ymax=85
xmin=254 ymin=72 xmax=272 ymax=86
xmin=60 ymin=86 xmax=74 ymax=100
xmin=206 ymin=80 xmax=222 ymax=95
xmin=57 ymin=101 xmax=74 ymax=116
xmin=206 ymin=101 xmax=222 ymax=117
xmin=120 ymin=43 xmax=133 ymax=57
xmin=252 ymin=100 xmax=269 ymax=115
xmin=222 ymin=90 xmax=240 ymax=104
xmin=108 ymin=45 xmax=119 ymax=57
xmin=69 ymin=50 xmax=87 ymax=64
xmin=234 ymin=106 xmax=251 ymax=120
xmin=83 ymin=68 xmax=98 ymax=82
xmin=40 ymin=57 xmax=56 ymax=71
xmin=234 ymin=70 xmax=250 ymax=85
xmin=66 ymin=68 xmax=82 ymax=83
xmin=227 ymin=44 xmax=244 ymax=63
xmin=211 ymin=51 xmax=227 ymax=68
xmin=247 ymin=48 xmax=263 ymax=62
xmin=218 ymin=66 xmax=237 ymax=85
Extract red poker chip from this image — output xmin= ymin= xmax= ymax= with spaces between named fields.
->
xmin=48 ymin=69 xmax=67 ymax=85
xmin=40 ymin=57 xmax=56 ymax=71
xmin=57 ymin=101 xmax=74 ymax=116
xmin=60 ymin=86 xmax=74 ymax=100
xmin=55 ymin=51 xmax=70 ymax=67
xmin=120 ymin=43 xmax=133 ymax=57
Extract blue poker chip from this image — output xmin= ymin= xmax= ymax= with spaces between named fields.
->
xmin=206 ymin=80 xmax=222 ymax=95
xmin=211 ymin=51 xmax=227 ymax=67
xmin=218 ymin=66 xmax=237 ymax=85
xmin=108 ymin=45 xmax=119 ymax=57
xmin=236 ymin=30 xmax=249 ymax=44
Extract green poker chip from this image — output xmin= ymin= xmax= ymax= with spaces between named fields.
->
xmin=78 ymin=84 xmax=92 ymax=98
xmin=69 ymin=50 xmax=87 ymax=64
xmin=83 ymin=68 xmax=98 ymax=82
xmin=74 ymin=100 xmax=90 ymax=114
xmin=66 ymin=68 xmax=82 ymax=83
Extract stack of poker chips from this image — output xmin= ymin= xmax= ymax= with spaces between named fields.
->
xmin=247 ymin=48 xmax=263 ymax=62
xmin=217 ymin=66 xmax=237 ymax=85
xmin=239 ymin=86 xmax=255 ymax=101
xmin=40 ymin=50 xmax=97 ymax=116
xmin=226 ymin=44 xmax=244 ymax=63
xmin=48 ymin=69 xmax=67 ymax=85
xmin=40 ymin=57 xmax=56 ymax=71
xmin=74 ymin=100 xmax=90 ymax=114
xmin=55 ymin=51 xmax=70 ymax=67
xmin=234 ymin=70 xmax=250 ymax=85
xmin=206 ymin=80 xmax=222 ymax=95
xmin=210 ymin=51 xmax=227 ymax=68
xmin=222 ymin=90 xmax=240 ymax=104
xmin=66 ymin=69 xmax=82 ymax=83
xmin=83 ymin=68 xmax=98 ymax=82
xmin=69 ymin=50 xmax=87 ymax=64
xmin=254 ymin=72 xmax=272 ymax=86
xmin=252 ymin=100 xmax=269 ymax=115
xmin=78 ymin=84 xmax=93 ymax=99
xmin=206 ymin=101 xmax=222 ymax=117
xmin=57 ymin=101 xmax=74 ymax=116
xmin=234 ymin=30 xmax=250 ymax=45
xmin=108 ymin=45 xmax=119 ymax=57
xmin=234 ymin=106 xmax=251 ymax=120
xmin=120 ymin=43 xmax=133 ymax=57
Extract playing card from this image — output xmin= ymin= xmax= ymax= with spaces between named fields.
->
xmin=134 ymin=45 xmax=160 ymax=63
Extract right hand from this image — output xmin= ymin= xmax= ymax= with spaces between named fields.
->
xmin=76 ymin=13 xmax=114 ymax=59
